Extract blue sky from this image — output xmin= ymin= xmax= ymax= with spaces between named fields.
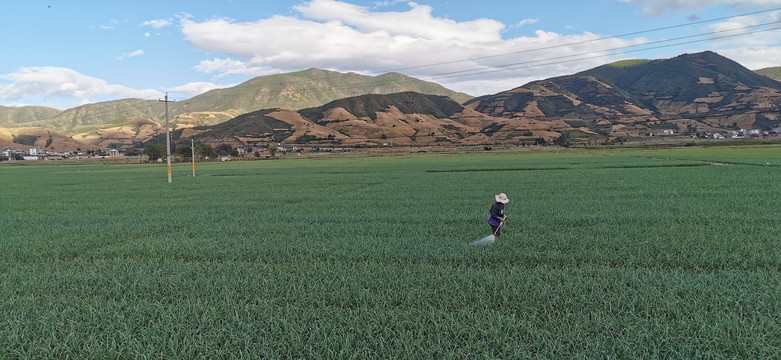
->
xmin=2 ymin=0 xmax=781 ymax=109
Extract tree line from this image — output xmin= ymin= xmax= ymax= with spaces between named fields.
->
xmin=144 ymin=143 xmax=233 ymax=161
xmin=143 ymin=143 xmax=278 ymax=162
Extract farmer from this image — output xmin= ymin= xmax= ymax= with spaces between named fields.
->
xmin=489 ymin=193 xmax=509 ymax=237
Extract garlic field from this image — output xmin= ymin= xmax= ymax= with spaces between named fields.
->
xmin=1 ymin=146 xmax=779 ymax=358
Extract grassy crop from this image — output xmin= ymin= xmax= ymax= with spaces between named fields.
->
xmin=0 ymin=146 xmax=779 ymax=358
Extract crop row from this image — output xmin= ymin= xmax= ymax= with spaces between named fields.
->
xmin=0 ymin=147 xmax=779 ymax=357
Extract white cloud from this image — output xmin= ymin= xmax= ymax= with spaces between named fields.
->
xmin=117 ymin=49 xmax=144 ymax=60
xmin=293 ymin=0 xmax=505 ymax=42
xmin=519 ymin=18 xmax=540 ymax=26
xmin=180 ymin=0 xmax=636 ymax=95
xmin=704 ymin=12 xmax=781 ymax=61
xmin=141 ymin=19 xmax=173 ymax=29
xmin=97 ymin=18 xmax=127 ymax=30
xmin=512 ymin=18 xmax=540 ymax=28
xmin=718 ymin=45 xmax=781 ymax=69
xmin=373 ymin=0 xmax=406 ymax=7
xmin=0 ymin=67 xmax=163 ymax=102
xmin=504 ymin=18 xmax=540 ymax=33
xmin=164 ymin=81 xmax=235 ymax=97
xmin=194 ymin=58 xmax=276 ymax=77
xmin=619 ymin=0 xmax=781 ymax=16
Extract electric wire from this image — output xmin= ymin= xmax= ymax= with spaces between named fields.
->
xmin=182 ymin=21 xmax=781 ymax=98
xmin=149 ymin=7 xmax=781 ymax=102
xmin=382 ymin=6 xmax=781 ymax=73
xmin=425 ymin=21 xmax=781 ymax=80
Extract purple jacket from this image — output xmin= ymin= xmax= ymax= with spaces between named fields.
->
xmin=488 ymin=202 xmax=505 ymax=226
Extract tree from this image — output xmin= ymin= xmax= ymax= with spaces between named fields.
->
xmin=215 ymin=143 xmax=233 ymax=156
xmin=553 ymin=132 xmax=571 ymax=147
xmin=124 ymin=148 xmax=143 ymax=156
xmin=268 ymin=144 xmax=278 ymax=158
xmin=175 ymin=144 xmax=192 ymax=160
xmin=145 ymin=144 xmax=166 ymax=162
xmin=195 ymin=143 xmax=215 ymax=160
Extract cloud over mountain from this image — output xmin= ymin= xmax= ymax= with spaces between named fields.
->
xmin=180 ymin=0 xmax=637 ymax=95
xmin=0 ymin=67 xmax=162 ymax=103
xmin=165 ymin=81 xmax=234 ymax=97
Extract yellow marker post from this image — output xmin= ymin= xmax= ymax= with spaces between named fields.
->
xmin=191 ymin=139 xmax=196 ymax=177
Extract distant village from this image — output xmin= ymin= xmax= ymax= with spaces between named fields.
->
xmin=0 ymin=147 xmax=123 ymax=161
xmin=700 ymin=127 xmax=781 ymax=139
xmin=618 ymin=125 xmax=781 ymax=140
xmin=648 ymin=127 xmax=781 ymax=138
xmin=3 ymin=126 xmax=781 ymax=162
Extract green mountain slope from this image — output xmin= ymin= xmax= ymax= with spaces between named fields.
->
xmin=756 ymin=66 xmax=781 ymax=81
xmin=0 ymin=106 xmax=62 ymax=127
xmin=9 ymin=69 xmax=473 ymax=132
xmin=22 ymin=98 xmax=163 ymax=130
xmin=175 ymin=68 xmax=472 ymax=114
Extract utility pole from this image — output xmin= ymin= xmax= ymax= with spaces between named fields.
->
xmin=159 ymin=93 xmax=175 ymax=183
xmin=191 ymin=139 xmax=195 ymax=177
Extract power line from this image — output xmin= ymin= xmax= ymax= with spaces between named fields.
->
xmin=161 ymin=7 xmax=781 ymax=100
xmin=424 ymin=21 xmax=781 ymax=80
xmin=183 ymin=22 xmax=781 ymax=98
xmin=381 ymin=7 xmax=781 ymax=73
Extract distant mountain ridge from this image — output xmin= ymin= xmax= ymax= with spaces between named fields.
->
xmin=0 ymin=127 xmax=97 ymax=152
xmin=178 ymin=69 xmax=473 ymax=114
xmin=1 ymin=69 xmax=473 ymax=132
xmin=299 ymin=91 xmax=464 ymax=122
xmin=3 ymin=51 xmax=781 ymax=152
xmin=159 ymin=91 xmax=556 ymax=147
xmin=0 ymin=106 xmax=62 ymax=127
xmin=465 ymin=51 xmax=781 ymax=138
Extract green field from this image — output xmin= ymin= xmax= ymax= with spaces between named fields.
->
xmin=1 ymin=146 xmax=780 ymax=358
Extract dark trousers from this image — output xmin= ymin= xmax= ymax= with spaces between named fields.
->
xmin=490 ymin=225 xmax=501 ymax=236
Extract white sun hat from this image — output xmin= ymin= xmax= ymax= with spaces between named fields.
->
xmin=495 ymin=193 xmax=509 ymax=204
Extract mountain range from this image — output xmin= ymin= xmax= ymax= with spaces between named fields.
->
xmin=0 ymin=69 xmax=471 ymax=151
xmin=0 ymin=69 xmax=471 ymax=130
xmin=1 ymin=51 xmax=780 ymax=152
xmin=465 ymin=51 xmax=781 ymax=139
